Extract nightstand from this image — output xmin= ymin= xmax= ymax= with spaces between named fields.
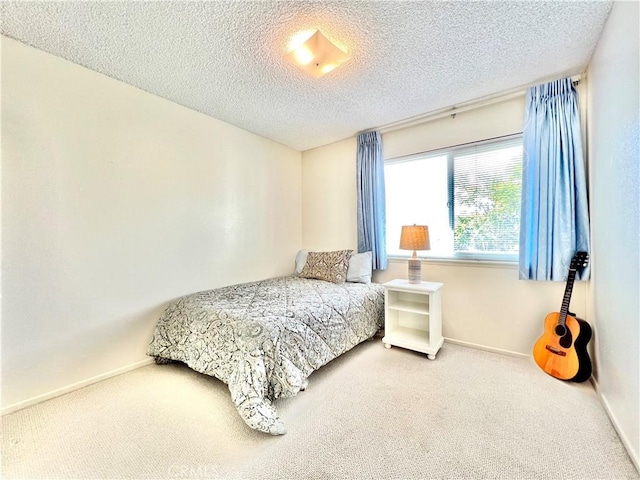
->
xmin=382 ymin=279 xmax=444 ymax=359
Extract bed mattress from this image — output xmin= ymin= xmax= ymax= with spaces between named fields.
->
xmin=147 ymin=276 xmax=384 ymax=434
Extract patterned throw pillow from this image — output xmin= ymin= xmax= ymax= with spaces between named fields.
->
xmin=300 ymin=250 xmax=354 ymax=284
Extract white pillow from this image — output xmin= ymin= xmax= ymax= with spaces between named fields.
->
xmin=347 ymin=251 xmax=373 ymax=283
xmin=294 ymin=249 xmax=309 ymax=275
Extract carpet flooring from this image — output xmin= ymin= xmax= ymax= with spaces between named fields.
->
xmin=2 ymin=340 xmax=638 ymax=479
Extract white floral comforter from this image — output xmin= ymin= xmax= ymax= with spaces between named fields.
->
xmin=147 ymin=276 xmax=384 ymax=435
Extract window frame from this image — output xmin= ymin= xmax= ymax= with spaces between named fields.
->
xmin=385 ymin=133 xmax=523 ymax=263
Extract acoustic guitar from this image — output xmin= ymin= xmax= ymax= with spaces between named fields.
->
xmin=532 ymin=252 xmax=592 ymax=383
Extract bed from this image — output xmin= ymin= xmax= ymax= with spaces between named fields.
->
xmin=147 ymin=271 xmax=384 ymax=435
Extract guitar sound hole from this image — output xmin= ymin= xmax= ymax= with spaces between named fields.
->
xmin=554 ymin=324 xmax=573 ymax=348
xmin=554 ymin=324 xmax=567 ymax=337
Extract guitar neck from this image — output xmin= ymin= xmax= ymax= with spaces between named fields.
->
xmin=558 ymin=269 xmax=578 ymax=325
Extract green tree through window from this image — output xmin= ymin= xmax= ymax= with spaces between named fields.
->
xmin=454 ymin=162 xmax=522 ymax=253
xmin=385 ymin=135 xmax=523 ymax=260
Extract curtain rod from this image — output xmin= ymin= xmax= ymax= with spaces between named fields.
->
xmin=366 ymin=73 xmax=584 ymax=136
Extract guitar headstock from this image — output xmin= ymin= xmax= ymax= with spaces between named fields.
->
xmin=570 ymin=251 xmax=590 ymax=271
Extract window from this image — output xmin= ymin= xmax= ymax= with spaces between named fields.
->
xmin=385 ymin=135 xmax=523 ymax=261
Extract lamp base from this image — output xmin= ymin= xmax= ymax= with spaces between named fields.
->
xmin=407 ymin=258 xmax=422 ymax=284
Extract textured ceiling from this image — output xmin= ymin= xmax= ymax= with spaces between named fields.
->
xmin=1 ymin=1 xmax=611 ymax=151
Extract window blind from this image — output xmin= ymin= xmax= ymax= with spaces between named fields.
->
xmin=451 ymin=137 xmax=523 ymax=254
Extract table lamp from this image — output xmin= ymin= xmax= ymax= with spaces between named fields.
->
xmin=399 ymin=225 xmax=430 ymax=284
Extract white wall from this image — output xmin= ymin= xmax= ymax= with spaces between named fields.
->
xmin=586 ymin=0 xmax=639 ymax=467
xmin=1 ymin=37 xmax=302 ymax=410
xmin=302 ymin=96 xmax=586 ymax=355
xmin=302 ymin=138 xmax=358 ymax=251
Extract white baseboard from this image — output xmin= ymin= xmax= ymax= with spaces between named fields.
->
xmin=444 ymin=337 xmax=530 ymax=358
xmin=590 ymin=377 xmax=640 ymax=474
xmin=1 ymin=358 xmax=155 ymax=416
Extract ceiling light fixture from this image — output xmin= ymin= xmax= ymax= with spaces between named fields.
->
xmin=285 ymin=30 xmax=350 ymax=78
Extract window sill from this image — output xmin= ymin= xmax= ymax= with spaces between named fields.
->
xmin=387 ymin=255 xmax=518 ymax=269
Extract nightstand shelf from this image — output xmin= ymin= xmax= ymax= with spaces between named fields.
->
xmin=382 ymin=279 xmax=444 ymax=359
xmin=387 ymin=299 xmax=429 ymax=315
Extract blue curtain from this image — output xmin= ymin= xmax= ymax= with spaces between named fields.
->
xmin=519 ymin=78 xmax=590 ymax=280
xmin=357 ymin=131 xmax=387 ymax=270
